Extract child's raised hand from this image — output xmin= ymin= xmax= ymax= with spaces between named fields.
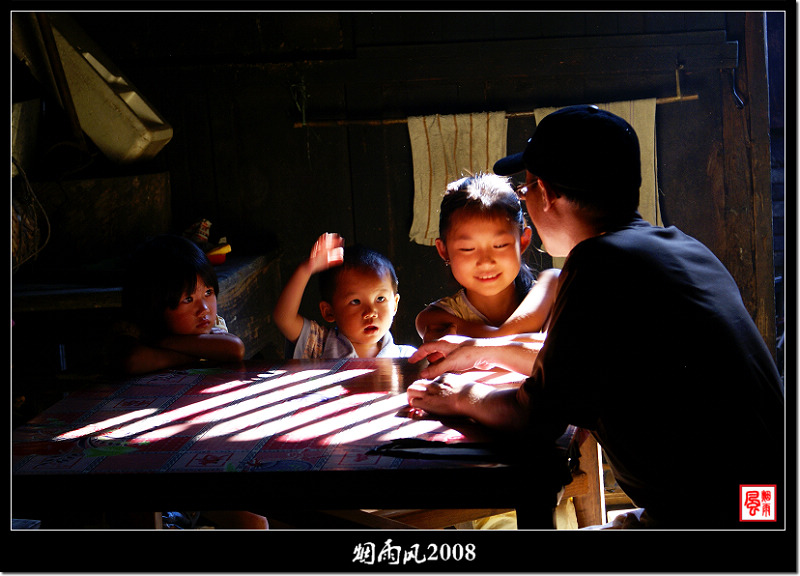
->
xmin=308 ymin=232 xmax=345 ymax=274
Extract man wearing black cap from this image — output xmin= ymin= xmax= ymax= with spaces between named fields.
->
xmin=407 ymin=105 xmax=784 ymax=529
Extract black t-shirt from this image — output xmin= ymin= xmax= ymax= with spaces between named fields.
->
xmin=522 ymin=217 xmax=785 ymax=528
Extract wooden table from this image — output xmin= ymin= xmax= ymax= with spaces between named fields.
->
xmin=12 ymin=358 xmax=576 ymax=528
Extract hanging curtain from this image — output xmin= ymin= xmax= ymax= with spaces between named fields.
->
xmin=534 ymin=99 xmax=660 ymax=268
xmin=533 ymin=98 xmax=661 ymax=227
xmin=408 ymin=111 xmax=508 ymax=245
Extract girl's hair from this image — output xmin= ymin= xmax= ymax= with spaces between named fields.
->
xmin=318 ymin=244 xmax=399 ymax=303
xmin=121 ymin=234 xmax=220 ymax=337
xmin=438 ymin=172 xmax=534 ymax=298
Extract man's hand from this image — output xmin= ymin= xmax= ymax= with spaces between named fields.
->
xmin=406 ymin=374 xmax=473 ymax=418
xmin=408 ymin=377 xmax=529 ymax=431
xmin=409 ymin=333 xmax=543 ymax=380
xmin=409 ymin=335 xmax=496 ymax=379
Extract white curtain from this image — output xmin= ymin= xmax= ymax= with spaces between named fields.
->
xmin=533 ymin=98 xmax=661 ymax=227
xmin=534 ymin=99 xmax=660 ymax=268
xmin=408 ymin=112 xmax=508 ymax=245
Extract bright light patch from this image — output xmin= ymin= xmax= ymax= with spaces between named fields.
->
xmin=458 ymin=369 xmax=527 ymax=386
xmin=328 ymin=395 xmax=417 ymax=444
xmin=190 ymin=369 xmax=366 ymax=426
xmin=373 ymin=417 xmax=451 ymax=441
xmin=285 ymin=392 xmax=404 ymax=444
xmin=226 ymin=390 xmax=366 ymax=442
xmin=55 ymin=409 xmax=158 ymax=441
xmin=99 ymin=369 xmax=333 ymax=438
xmin=199 ymin=371 xmax=288 ymax=394
xmin=199 ymin=378 xmax=256 ymax=394
xmin=202 ymin=392 xmax=328 ymax=439
xmin=55 ymin=367 xmax=380 ymax=446
xmin=197 ymin=369 xmax=373 ymax=437
xmin=126 ymin=422 xmax=199 ymax=443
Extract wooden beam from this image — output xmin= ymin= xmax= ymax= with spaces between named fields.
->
xmin=293 ymin=94 xmax=700 ymax=129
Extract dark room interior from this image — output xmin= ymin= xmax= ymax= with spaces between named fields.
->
xmin=12 ymin=10 xmax=785 ymax=372
xmin=9 ymin=8 xmax=791 ymax=559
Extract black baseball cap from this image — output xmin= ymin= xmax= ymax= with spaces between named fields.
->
xmin=493 ymin=105 xmax=642 ymax=196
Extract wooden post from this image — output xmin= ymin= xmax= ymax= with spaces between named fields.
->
xmin=721 ymin=12 xmax=776 ymax=358
xmin=571 ymin=435 xmax=606 ymax=528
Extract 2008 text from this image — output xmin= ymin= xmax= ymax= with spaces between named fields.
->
xmin=353 ymin=539 xmax=477 ymax=566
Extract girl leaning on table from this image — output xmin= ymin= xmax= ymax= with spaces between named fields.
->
xmin=112 ymin=233 xmax=245 ymax=375
xmin=416 ymin=173 xmax=561 ymax=530
xmin=112 ymin=234 xmax=265 ymax=529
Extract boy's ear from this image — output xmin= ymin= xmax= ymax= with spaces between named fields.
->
xmin=519 ymin=226 xmax=533 ymax=252
xmin=319 ymin=301 xmax=336 ymax=323
xmin=434 ymin=238 xmax=449 ymax=262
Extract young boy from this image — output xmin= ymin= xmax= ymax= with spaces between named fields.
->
xmin=274 ymin=233 xmax=417 ymax=359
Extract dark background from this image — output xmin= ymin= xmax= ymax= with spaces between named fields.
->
xmin=11 ymin=9 xmax=786 ymax=380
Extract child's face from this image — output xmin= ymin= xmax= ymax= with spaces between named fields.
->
xmin=436 ymin=212 xmax=532 ymax=300
xmin=319 ymin=268 xmax=400 ymax=354
xmin=163 ymin=274 xmax=218 ymax=335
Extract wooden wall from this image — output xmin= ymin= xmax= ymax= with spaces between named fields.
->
xmin=14 ymin=11 xmax=779 ymax=357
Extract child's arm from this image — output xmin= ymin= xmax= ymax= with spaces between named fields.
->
xmin=415 ymin=306 xmax=461 ymax=342
xmin=416 ymin=306 xmax=516 ymax=343
xmin=117 ymin=332 xmax=245 ymax=375
xmin=273 ymin=233 xmax=345 ymax=343
xmin=157 ymin=331 xmax=245 ymax=362
xmin=116 ymin=336 xmax=200 ymax=375
xmin=415 ymin=268 xmax=561 ymax=342
xmin=496 ymin=268 xmax=561 ymax=334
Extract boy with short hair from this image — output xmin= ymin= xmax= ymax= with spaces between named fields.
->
xmin=274 ymin=232 xmax=417 ymax=359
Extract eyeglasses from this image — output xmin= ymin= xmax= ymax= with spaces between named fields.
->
xmin=514 ymin=178 xmax=538 ymax=200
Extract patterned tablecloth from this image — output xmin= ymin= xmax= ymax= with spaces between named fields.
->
xmin=13 ymin=358 xmax=527 ymax=477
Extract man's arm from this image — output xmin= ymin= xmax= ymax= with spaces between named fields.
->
xmin=408 ymin=334 xmax=545 ymax=379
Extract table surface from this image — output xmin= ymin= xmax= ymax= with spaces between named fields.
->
xmin=12 ymin=358 xmax=574 ymax=522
